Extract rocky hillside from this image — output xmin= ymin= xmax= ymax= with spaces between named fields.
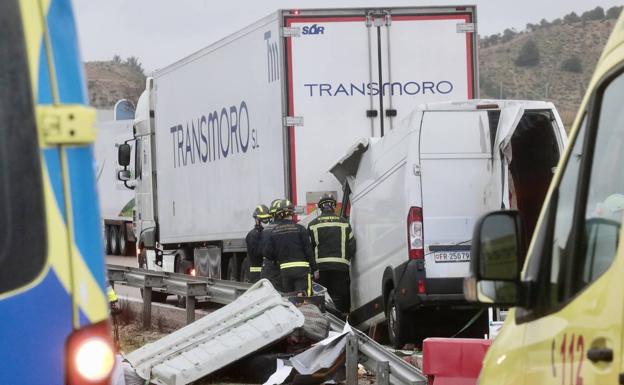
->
xmin=85 ymin=56 xmax=145 ymax=108
xmin=479 ymin=6 xmax=622 ymax=127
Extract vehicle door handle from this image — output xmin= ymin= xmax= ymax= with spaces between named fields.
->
xmin=587 ymin=348 xmax=613 ymax=363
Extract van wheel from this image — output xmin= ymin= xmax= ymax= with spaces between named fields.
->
xmin=226 ymin=256 xmax=239 ymax=281
xmin=386 ymin=289 xmax=411 ymax=348
xmin=110 ymin=226 xmax=120 ymax=255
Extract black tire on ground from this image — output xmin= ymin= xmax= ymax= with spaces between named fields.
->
xmin=138 ymin=253 xmax=168 ymax=303
xmin=118 ymin=226 xmax=128 ymax=256
xmin=104 ymin=225 xmax=112 ymax=255
xmin=110 ymin=226 xmax=120 ymax=255
xmin=386 ymin=288 xmax=412 ymax=349
xmin=226 ymin=256 xmax=239 ymax=282
xmin=240 ymin=256 xmax=250 ymax=283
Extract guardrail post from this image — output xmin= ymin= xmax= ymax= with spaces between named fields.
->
xmin=186 ymin=295 xmax=196 ymax=324
xmin=142 ymin=287 xmax=152 ymax=329
xmin=377 ymin=361 xmax=390 ymax=385
xmin=346 ymin=334 xmax=358 ymax=385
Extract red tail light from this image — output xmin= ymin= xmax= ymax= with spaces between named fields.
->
xmin=418 ymin=279 xmax=426 ymax=294
xmin=407 ymin=207 xmax=424 ymax=260
xmin=66 ymin=320 xmax=115 ymax=385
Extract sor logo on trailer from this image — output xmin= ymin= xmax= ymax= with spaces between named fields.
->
xmin=302 ymin=24 xmax=325 ymax=35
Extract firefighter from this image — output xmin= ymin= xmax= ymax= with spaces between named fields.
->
xmin=308 ymin=193 xmax=355 ymax=313
xmin=264 ymin=199 xmax=318 ymax=296
xmin=245 ymin=204 xmax=271 ymax=283
xmin=260 ymin=199 xmax=283 ymax=291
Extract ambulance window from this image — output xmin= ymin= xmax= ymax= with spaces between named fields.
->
xmin=546 ymin=116 xmax=587 ymax=304
xmin=0 ymin=0 xmax=46 ymax=294
xmin=576 ymin=72 xmax=624 ymax=289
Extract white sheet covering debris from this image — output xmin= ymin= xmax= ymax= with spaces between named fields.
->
xmin=125 ymin=279 xmax=305 ymax=385
xmin=263 ymin=322 xmax=354 ymax=384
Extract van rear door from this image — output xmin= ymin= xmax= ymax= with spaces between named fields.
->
xmin=418 ymin=110 xmax=499 ymax=279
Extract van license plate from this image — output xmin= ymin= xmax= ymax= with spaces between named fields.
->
xmin=433 ymin=251 xmax=470 ymax=263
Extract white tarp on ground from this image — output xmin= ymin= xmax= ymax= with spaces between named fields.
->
xmin=125 ymin=279 xmax=305 ymax=385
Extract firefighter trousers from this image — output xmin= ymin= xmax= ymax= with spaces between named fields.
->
xmin=261 ymin=259 xmax=283 ymax=291
xmin=281 ymin=266 xmax=311 ymax=296
xmin=318 ymin=269 xmax=351 ymax=313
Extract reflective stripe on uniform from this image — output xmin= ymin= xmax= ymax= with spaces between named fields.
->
xmin=307 ymin=274 xmax=312 ymax=296
xmin=316 ymin=257 xmax=350 ymax=265
xmin=250 ymin=266 xmax=262 ymax=273
xmin=280 ymin=261 xmax=310 ymax=269
xmin=310 ymin=222 xmax=350 ymax=260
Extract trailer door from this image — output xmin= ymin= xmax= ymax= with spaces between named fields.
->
xmin=285 ymin=13 xmax=377 ymax=212
xmin=379 ymin=9 xmax=477 ymax=130
xmin=284 ymin=7 xmax=477 ymax=212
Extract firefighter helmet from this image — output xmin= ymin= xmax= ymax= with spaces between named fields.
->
xmin=317 ymin=193 xmax=337 ymax=211
xmin=253 ymin=204 xmax=271 ymax=221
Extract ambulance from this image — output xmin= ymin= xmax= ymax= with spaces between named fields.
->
xmin=0 ymin=1 xmax=113 ymax=384
xmin=465 ymin=10 xmax=624 ymax=385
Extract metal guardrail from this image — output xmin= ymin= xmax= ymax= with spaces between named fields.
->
xmin=107 ymin=264 xmax=426 ymax=385
xmin=326 ymin=313 xmax=427 ymax=385
xmin=106 ymin=264 xmax=251 ymax=327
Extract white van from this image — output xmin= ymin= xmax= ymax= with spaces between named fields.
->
xmin=330 ymin=100 xmax=567 ymax=346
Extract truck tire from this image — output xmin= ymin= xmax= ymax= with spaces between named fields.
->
xmin=386 ymin=289 xmax=412 ymax=349
xmin=110 ymin=226 xmax=120 ymax=255
xmin=118 ymin=226 xmax=128 ymax=256
xmin=240 ymin=256 xmax=250 ymax=282
xmin=104 ymin=225 xmax=112 ymax=255
xmin=226 ymin=256 xmax=239 ymax=282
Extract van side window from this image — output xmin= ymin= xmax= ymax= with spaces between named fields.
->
xmin=575 ymin=73 xmax=624 ymax=290
xmin=0 ymin=0 xmax=46 ymax=294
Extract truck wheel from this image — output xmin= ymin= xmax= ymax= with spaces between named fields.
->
xmin=240 ymin=256 xmax=250 ymax=282
xmin=118 ymin=227 xmax=128 ymax=256
xmin=386 ymin=289 xmax=411 ymax=349
xmin=226 ymin=256 xmax=239 ymax=281
xmin=104 ymin=225 xmax=112 ymax=255
xmin=110 ymin=226 xmax=120 ymax=255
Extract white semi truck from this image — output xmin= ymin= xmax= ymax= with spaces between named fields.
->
xmin=117 ymin=6 xmax=479 ymax=294
xmin=94 ymin=113 xmax=136 ymax=256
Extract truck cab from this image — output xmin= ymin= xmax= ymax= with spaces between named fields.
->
xmin=466 ymin=11 xmax=624 ymax=385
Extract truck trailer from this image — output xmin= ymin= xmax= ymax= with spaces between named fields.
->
xmin=117 ymin=6 xmax=478 ymax=293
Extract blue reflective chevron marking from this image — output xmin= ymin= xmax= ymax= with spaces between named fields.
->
xmin=0 ymin=270 xmax=71 ymax=385
xmin=43 ymin=148 xmax=65 ymax=219
xmin=65 ymin=146 xmax=106 ymax=291
xmin=46 ymin=0 xmax=86 ymax=104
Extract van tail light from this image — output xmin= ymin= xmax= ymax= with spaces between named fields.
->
xmin=66 ymin=320 xmax=115 ymax=385
xmin=407 ymin=206 xmax=424 ymax=260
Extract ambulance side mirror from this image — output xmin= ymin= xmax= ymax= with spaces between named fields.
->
xmin=464 ymin=210 xmax=524 ymax=306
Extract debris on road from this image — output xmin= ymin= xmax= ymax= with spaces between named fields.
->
xmin=125 ymin=279 xmax=305 ymax=385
